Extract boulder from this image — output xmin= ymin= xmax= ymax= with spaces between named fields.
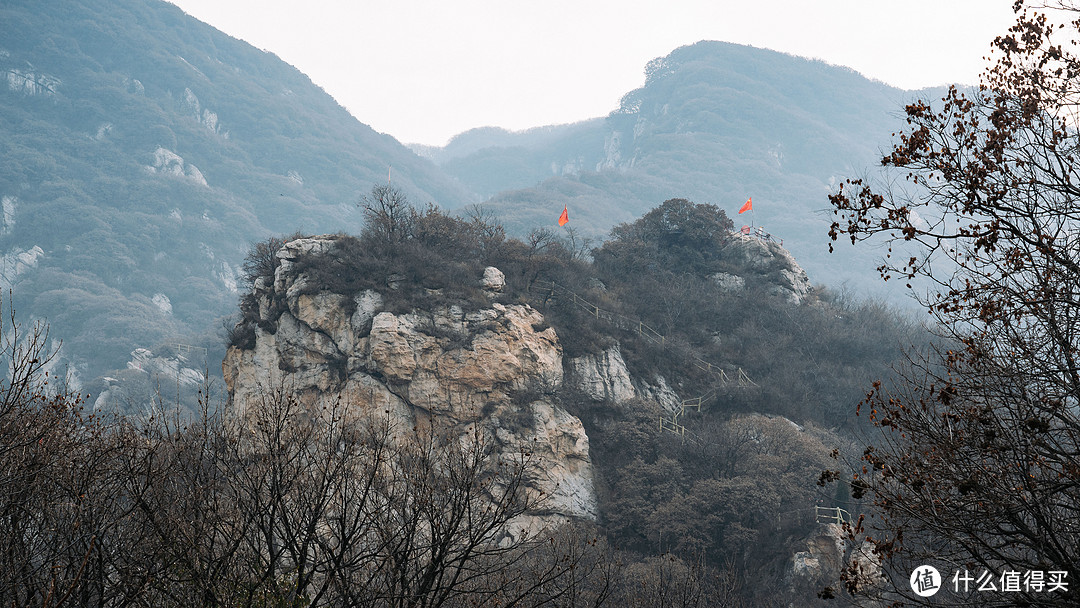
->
xmin=482 ymin=266 xmax=506 ymax=292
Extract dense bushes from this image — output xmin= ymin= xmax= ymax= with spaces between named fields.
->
xmin=572 ymin=395 xmax=850 ymax=605
xmin=232 ymin=187 xmax=599 ymax=340
xmin=593 ymin=198 xmax=735 ymax=278
xmin=584 ymin=199 xmax=922 ymax=429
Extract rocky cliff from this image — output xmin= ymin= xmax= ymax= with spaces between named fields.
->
xmin=565 ymin=344 xmax=682 ymax=412
xmin=718 ymin=232 xmax=812 ymax=304
xmin=223 ymin=235 xmax=598 ymax=528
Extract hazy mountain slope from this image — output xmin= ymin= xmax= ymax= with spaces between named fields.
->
xmin=431 ymin=42 xmax=945 ymax=297
xmin=411 ymin=121 xmax=607 ymax=199
xmin=0 ymin=0 xmax=471 ymax=380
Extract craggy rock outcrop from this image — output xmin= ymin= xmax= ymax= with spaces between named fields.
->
xmin=224 ymin=235 xmax=598 ymax=527
xmin=789 ymin=522 xmax=884 ymax=597
xmin=127 ymin=347 xmax=205 ymax=387
xmin=0 ymin=245 xmax=43 ymax=291
xmin=565 ymin=344 xmax=681 ymax=412
xmin=721 ymin=233 xmax=811 ymax=304
xmin=566 ymin=345 xmax=637 ymax=404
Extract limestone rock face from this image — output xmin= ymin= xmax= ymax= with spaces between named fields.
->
xmin=1 ymin=196 xmax=16 ymax=235
xmin=224 ymin=235 xmax=598 ymax=525
xmin=6 ymin=68 xmax=60 ymax=96
xmin=791 ymin=552 xmax=821 ymax=578
xmin=722 ymin=233 xmax=811 ymax=304
xmin=789 ymin=523 xmax=845 ymax=584
xmin=566 ymin=345 xmax=637 ymax=403
xmin=636 ymin=375 xmax=682 ymax=412
xmin=788 ymin=522 xmax=884 ymax=595
xmin=146 ymin=147 xmax=208 ymax=186
xmin=850 ymin=539 xmax=886 ymax=592
xmin=566 ymin=345 xmax=682 ymax=416
xmin=709 ymin=271 xmax=745 ymax=292
xmin=128 ymin=347 xmax=206 ymax=388
xmin=0 ymin=245 xmax=43 ymax=291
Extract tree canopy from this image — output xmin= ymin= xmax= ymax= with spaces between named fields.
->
xmin=593 ymin=198 xmax=734 ymax=277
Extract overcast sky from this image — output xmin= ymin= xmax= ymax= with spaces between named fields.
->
xmin=168 ymin=0 xmax=1018 ymax=147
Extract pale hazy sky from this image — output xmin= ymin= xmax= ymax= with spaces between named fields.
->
xmin=168 ymin=0 xmax=1019 ymax=146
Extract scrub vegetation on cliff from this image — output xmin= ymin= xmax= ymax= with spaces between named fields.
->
xmin=220 ymin=190 xmax=923 ymax=605
xmin=235 ymin=189 xmax=920 ymax=429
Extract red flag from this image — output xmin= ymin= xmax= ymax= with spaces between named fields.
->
xmin=558 ymin=206 xmax=569 ymax=226
xmin=738 ymin=198 xmax=753 ymax=214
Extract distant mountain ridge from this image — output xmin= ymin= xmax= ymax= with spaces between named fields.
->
xmin=0 ymin=0 xmax=471 ymax=382
xmin=424 ymin=42 xmax=947 ymax=297
xmin=2 ymin=2 xmax=942 ymax=391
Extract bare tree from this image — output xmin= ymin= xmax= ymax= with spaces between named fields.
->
xmin=464 ymin=204 xmax=507 ymax=262
xmin=360 ymin=422 xmax=537 ymax=608
xmin=560 ymin=226 xmax=594 ymax=263
xmin=241 ymin=235 xmax=287 ymax=289
xmin=360 ymin=185 xmax=414 ymax=247
xmin=0 ymin=298 xmax=614 ymax=607
xmin=0 ymin=298 xmax=131 ymax=607
xmin=826 ymin=2 xmax=1080 ymax=604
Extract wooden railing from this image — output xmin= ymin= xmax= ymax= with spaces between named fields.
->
xmin=172 ymin=343 xmax=208 ymax=361
xmin=540 ymin=282 xmax=666 ymax=345
xmin=815 ymin=506 xmax=852 ymax=526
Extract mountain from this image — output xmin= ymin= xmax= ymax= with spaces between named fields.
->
xmin=218 ymin=199 xmax=915 ymax=603
xmin=0 ymin=0 xmax=472 ymax=382
xmin=2 ymin=1 xmax=940 ymax=392
xmin=423 ymin=41 xmax=947 ymax=298
xmin=0 ymin=8 xmax=935 ymax=599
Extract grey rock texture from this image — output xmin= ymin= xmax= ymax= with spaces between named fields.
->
xmin=722 ymin=233 xmax=812 ymax=304
xmin=224 ymin=236 xmax=598 ymax=528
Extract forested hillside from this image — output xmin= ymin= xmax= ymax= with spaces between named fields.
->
xmin=6 ymin=0 xmax=1076 ymax=604
xmin=1 ymin=0 xmax=944 ymax=392
xmin=0 ymin=0 xmax=470 ymax=382
xmin=231 ymin=192 xmax=922 ymax=595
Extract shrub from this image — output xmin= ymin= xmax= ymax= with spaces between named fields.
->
xmin=241 ymin=235 xmax=286 ymax=289
xmin=225 ymin=317 xmax=256 ymax=350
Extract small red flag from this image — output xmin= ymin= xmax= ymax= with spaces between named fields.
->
xmin=738 ymin=198 xmax=752 ymax=214
xmin=558 ymin=206 xmax=569 ymax=226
